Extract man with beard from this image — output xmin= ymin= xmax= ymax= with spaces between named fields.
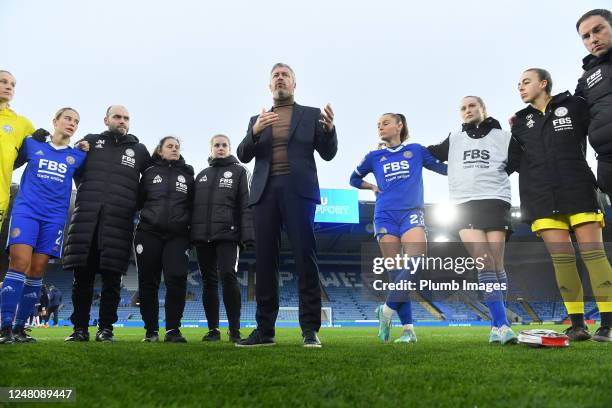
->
xmin=63 ymin=105 xmax=150 ymax=342
xmin=236 ymin=63 xmax=337 ymax=348
xmin=575 ymin=9 xmax=612 ymax=195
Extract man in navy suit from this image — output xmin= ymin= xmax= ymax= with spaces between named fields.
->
xmin=236 ymin=63 xmax=337 ymax=348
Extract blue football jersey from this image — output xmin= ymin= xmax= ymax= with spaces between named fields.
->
xmin=12 ymin=138 xmax=87 ymax=223
xmin=350 ymin=142 xmax=447 ymax=214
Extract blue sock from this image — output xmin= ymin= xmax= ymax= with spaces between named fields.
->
xmin=478 ymin=270 xmax=508 ymax=327
xmin=497 ymin=269 xmax=508 ymax=304
xmin=14 ymin=277 xmax=43 ymax=330
xmin=0 ymin=270 xmax=26 ymax=329
xmin=386 ymin=261 xmax=420 ymax=324
xmin=397 ymin=301 xmax=413 ymax=325
xmin=385 ymin=269 xmax=410 ymax=311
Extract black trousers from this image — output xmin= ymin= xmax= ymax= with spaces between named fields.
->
xmin=134 ymin=230 xmax=189 ymax=332
xmin=196 ymin=241 xmax=241 ymax=332
xmin=253 ymin=175 xmax=321 ymax=337
xmin=70 ymin=227 xmax=122 ymax=330
xmin=47 ymin=305 xmax=59 ymax=325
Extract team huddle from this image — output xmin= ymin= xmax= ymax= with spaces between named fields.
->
xmin=0 ymin=9 xmax=611 ymax=348
xmin=352 ymin=9 xmax=612 ymax=345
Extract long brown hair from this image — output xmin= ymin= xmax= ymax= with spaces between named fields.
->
xmin=382 ymin=113 xmax=409 ymax=142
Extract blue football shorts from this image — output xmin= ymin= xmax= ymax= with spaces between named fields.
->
xmin=7 ymin=215 xmax=65 ymax=258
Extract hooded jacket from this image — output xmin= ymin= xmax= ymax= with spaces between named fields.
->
xmin=63 ymin=130 xmax=151 ymax=274
xmin=507 ymin=91 xmax=600 ymax=223
xmin=576 ymin=50 xmax=612 ymax=160
xmin=190 ymin=155 xmax=254 ymax=245
xmin=137 ymin=153 xmax=194 ymax=237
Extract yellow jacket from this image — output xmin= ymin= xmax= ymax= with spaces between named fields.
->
xmin=0 ymin=106 xmax=34 ymax=224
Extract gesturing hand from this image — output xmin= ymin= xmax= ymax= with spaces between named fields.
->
xmin=252 ymin=108 xmax=279 ymax=136
xmin=319 ymin=103 xmax=335 ymax=132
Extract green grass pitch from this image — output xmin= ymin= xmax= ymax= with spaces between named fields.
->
xmin=1 ymin=325 xmax=611 ymax=407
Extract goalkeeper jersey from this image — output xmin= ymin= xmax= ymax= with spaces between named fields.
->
xmin=0 ymin=107 xmax=35 ymax=223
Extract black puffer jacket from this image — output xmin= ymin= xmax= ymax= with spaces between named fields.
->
xmin=507 ymin=91 xmax=600 ymax=223
xmin=576 ymin=50 xmax=612 ymax=159
xmin=63 ymin=131 xmax=151 ymax=274
xmin=191 ymin=155 xmax=254 ymax=245
xmin=137 ymin=153 xmax=194 ymax=237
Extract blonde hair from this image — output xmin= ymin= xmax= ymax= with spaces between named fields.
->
xmin=54 ymin=107 xmax=79 ymax=120
xmin=210 ymin=134 xmax=231 ymax=149
xmin=209 ymin=134 xmax=231 ymax=158
xmin=463 ymin=96 xmax=488 ymax=119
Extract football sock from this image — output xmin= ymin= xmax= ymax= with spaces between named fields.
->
xmin=550 ymin=252 xmax=584 ymax=315
xmin=386 ymin=262 xmax=419 ymax=325
xmin=580 ymin=249 xmax=612 ymax=314
xmin=402 ymin=323 xmax=414 ymax=331
xmin=385 ymin=269 xmax=410 ymax=313
xmin=14 ymin=277 xmax=43 ymax=330
xmin=0 ymin=270 xmax=26 ymax=329
xmin=396 ymin=300 xmax=413 ymax=325
xmin=569 ymin=313 xmax=586 ymax=328
xmin=478 ymin=269 xmax=508 ymax=327
xmin=600 ymin=312 xmax=612 ymax=328
xmin=497 ymin=269 xmax=508 ymax=304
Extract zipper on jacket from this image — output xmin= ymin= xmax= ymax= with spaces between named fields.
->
xmin=205 ymin=166 xmax=221 ymax=241
xmin=163 ymin=162 xmax=173 ymax=232
xmin=540 ymin=107 xmax=560 ymax=214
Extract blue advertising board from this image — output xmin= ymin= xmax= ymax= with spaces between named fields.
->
xmin=314 ymin=189 xmax=359 ymax=224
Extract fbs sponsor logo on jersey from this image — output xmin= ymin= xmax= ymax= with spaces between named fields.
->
xmin=153 ymin=175 xmax=162 ymax=184
xmin=586 ymin=68 xmax=602 ymax=89
xmin=219 ymin=171 xmax=233 ymax=189
xmin=382 ymin=160 xmax=409 ymax=175
xmin=121 ymin=148 xmax=136 ymax=168
xmin=176 ymin=174 xmax=188 ymax=194
xmin=552 ymin=107 xmax=572 ymax=132
xmin=37 ymin=159 xmax=68 ymax=183
xmin=462 ymin=149 xmax=490 ymax=169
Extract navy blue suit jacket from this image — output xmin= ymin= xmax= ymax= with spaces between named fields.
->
xmin=237 ymin=103 xmax=338 ymax=206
